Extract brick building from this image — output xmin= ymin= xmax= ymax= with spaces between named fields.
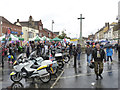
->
xmin=0 ymin=16 xmax=22 ymax=37
xmin=15 ymin=16 xmax=57 ymax=39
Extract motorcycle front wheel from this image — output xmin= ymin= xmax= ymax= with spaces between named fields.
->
xmin=10 ymin=73 xmax=22 ymax=82
xmin=39 ymin=73 xmax=51 ymax=83
xmin=57 ymin=61 xmax=64 ymax=69
xmin=64 ymin=56 xmax=70 ymax=63
xmin=11 ymin=82 xmax=24 ymax=89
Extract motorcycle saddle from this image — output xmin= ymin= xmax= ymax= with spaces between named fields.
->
xmin=31 ymin=65 xmax=41 ymax=69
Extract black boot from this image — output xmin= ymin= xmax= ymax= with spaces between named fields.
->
xmin=99 ymin=74 xmax=103 ymax=79
xmin=96 ymin=74 xmax=99 ymax=80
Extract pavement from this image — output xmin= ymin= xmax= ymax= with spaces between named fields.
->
xmin=0 ymin=51 xmax=119 ymax=89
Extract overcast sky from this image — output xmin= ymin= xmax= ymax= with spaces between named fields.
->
xmin=0 ymin=0 xmax=119 ymax=38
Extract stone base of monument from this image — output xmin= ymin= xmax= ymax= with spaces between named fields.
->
xmin=77 ymin=38 xmax=85 ymax=53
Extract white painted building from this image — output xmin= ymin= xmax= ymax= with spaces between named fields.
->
xmin=107 ymin=26 xmax=113 ymax=40
xmin=16 ymin=22 xmax=39 ymax=41
xmin=95 ymin=32 xmax=99 ymax=41
xmin=103 ymin=23 xmax=118 ymax=42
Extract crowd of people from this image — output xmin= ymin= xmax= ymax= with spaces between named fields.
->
xmin=0 ymin=41 xmax=80 ymax=66
xmin=84 ymin=42 xmax=120 ymax=80
xmin=1 ymin=40 xmax=120 ymax=80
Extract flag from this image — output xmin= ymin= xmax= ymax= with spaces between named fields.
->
xmin=8 ymin=28 xmax=11 ymax=34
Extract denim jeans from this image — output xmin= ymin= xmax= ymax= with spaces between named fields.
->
xmin=77 ymin=53 xmax=81 ymax=60
xmin=107 ymin=56 xmax=112 ymax=62
xmin=87 ymin=54 xmax=92 ymax=64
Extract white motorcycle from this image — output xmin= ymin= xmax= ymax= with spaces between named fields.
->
xmin=10 ymin=54 xmax=52 ymax=83
xmin=29 ymin=51 xmax=58 ymax=74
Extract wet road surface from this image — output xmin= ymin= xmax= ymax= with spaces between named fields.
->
xmin=0 ymin=51 xmax=119 ymax=89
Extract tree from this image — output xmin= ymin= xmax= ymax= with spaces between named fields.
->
xmin=58 ymin=31 xmax=71 ymax=39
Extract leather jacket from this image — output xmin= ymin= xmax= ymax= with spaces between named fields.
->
xmin=92 ymin=48 xmax=106 ymax=62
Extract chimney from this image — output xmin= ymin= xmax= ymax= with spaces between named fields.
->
xmin=17 ymin=19 xmax=19 ymax=22
xmin=107 ymin=22 xmax=109 ymax=29
xmin=105 ymin=22 xmax=109 ymax=27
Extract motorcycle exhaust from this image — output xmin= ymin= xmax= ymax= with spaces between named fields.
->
xmin=40 ymin=73 xmax=50 ymax=78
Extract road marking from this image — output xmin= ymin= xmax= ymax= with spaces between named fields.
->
xmin=50 ymin=69 xmax=65 ymax=89
xmin=59 ymin=69 xmax=118 ymax=79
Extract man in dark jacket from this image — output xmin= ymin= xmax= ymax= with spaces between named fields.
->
xmin=117 ymin=43 xmax=120 ymax=61
xmin=73 ymin=45 xmax=77 ymax=67
xmin=37 ymin=42 xmax=40 ymax=56
xmin=91 ymin=44 xmax=106 ymax=80
xmin=69 ymin=43 xmax=73 ymax=57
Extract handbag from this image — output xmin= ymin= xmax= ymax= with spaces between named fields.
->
xmin=89 ymin=62 xmax=95 ymax=69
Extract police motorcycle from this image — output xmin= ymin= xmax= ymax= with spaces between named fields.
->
xmin=10 ymin=52 xmax=53 ymax=83
xmin=61 ymin=47 xmax=70 ymax=63
xmin=31 ymin=51 xmax=58 ymax=75
xmin=50 ymin=47 xmax=69 ymax=69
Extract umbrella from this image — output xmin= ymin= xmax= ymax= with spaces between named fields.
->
xmin=104 ymin=43 xmax=112 ymax=48
xmin=100 ymin=40 xmax=109 ymax=43
xmin=52 ymin=37 xmax=62 ymax=41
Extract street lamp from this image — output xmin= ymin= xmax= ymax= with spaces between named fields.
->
xmin=52 ymin=20 xmax=54 ymax=38
xmin=1 ymin=21 xmax=2 ymax=36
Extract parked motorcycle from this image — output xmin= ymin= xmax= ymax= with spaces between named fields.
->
xmin=51 ymin=47 xmax=70 ymax=69
xmin=30 ymin=51 xmax=58 ymax=75
xmin=10 ymin=53 xmax=51 ymax=83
